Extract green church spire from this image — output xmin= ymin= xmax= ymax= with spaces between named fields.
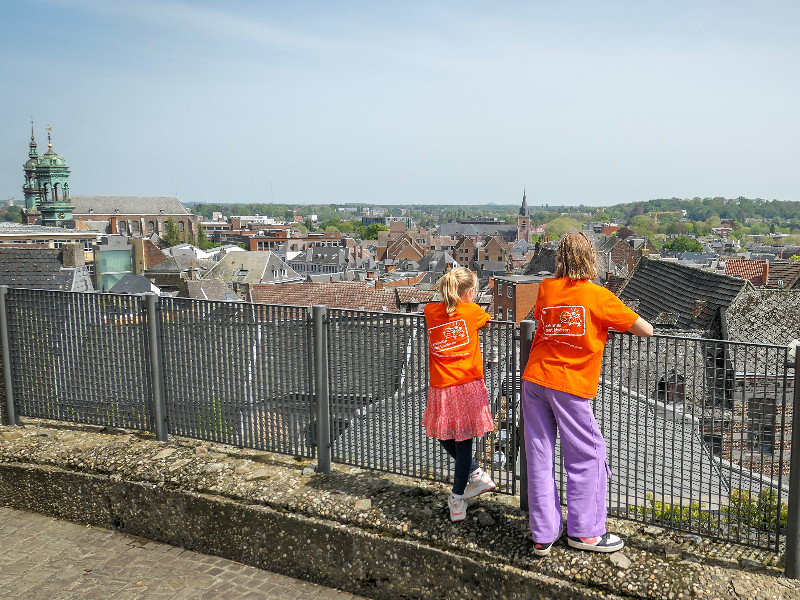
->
xmin=22 ymin=124 xmax=75 ymax=227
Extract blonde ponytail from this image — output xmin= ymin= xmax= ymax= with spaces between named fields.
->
xmin=437 ymin=267 xmax=478 ymax=316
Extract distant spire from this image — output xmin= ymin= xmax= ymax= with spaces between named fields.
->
xmin=28 ymin=118 xmax=38 ymax=158
xmin=519 ymin=188 xmax=529 ymax=216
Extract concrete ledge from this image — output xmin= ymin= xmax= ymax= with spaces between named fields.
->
xmin=1 ymin=421 xmax=797 ymax=599
xmin=0 ymin=462 xmax=614 ymax=600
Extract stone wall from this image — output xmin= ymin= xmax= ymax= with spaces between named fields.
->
xmin=0 ymin=462 xmax=607 ymax=600
xmin=0 ymin=357 xmax=6 ymax=426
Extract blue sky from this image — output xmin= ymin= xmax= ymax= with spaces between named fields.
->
xmin=1 ymin=1 xmax=798 ymax=207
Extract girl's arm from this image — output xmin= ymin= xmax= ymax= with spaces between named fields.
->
xmin=627 ymin=317 xmax=654 ymax=337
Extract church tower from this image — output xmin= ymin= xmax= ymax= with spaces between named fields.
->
xmin=22 ymin=122 xmax=41 ymax=224
xmin=517 ymin=189 xmax=532 ymax=243
xmin=22 ymin=124 xmax=75 ymax=227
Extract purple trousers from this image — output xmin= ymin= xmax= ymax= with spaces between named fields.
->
xmin=521 ymin=380 xmax=609 ymax=542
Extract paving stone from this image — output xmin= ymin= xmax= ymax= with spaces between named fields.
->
xmin=0 ymin=507 xmax=371 ymax=600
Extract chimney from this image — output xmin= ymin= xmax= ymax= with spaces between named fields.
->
xmin=61 ymin=243 xmax=85 ymax=268
xmin=190 ymin=260 xmax=197 ymax=281
xmin=762 ymin=262 xmax=769 ymax=286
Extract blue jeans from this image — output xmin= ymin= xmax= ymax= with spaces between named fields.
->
xmin=439 ymin=438 xmax=479 ymax=495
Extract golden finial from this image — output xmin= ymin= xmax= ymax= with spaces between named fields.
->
xmin=46 ymin=125 xmax=53 ymax=148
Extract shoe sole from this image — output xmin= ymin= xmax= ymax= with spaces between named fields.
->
xmin=462 ymin=483 xmax=497 ymax=500
xmin=567 ymin=538 xmax=624 ymax=553
xmin=450 ymin=514 xmax=466 ymax=522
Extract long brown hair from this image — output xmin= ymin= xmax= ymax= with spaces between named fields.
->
xmin=555 ymin=231 xmax=598 ymax=280
xmin=437 ymin=267 xmax=478 ymax=316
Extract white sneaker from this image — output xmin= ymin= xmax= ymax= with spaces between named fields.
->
xmin=463 ymin=468 xmax=497 ymax=499
xmin=567 ymin=532 xmax=624 ymax=553
xmin=448 ymin=494 xmax=467 ymax=522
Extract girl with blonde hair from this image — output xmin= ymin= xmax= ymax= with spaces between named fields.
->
xmin=522 ymin=231 xmax=653 ymax=555
xmin=423 ymin=267 xmax=496 ymax=521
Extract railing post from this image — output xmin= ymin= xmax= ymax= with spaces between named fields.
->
xmin=0 ymin=286 xmax=17 ymax=426
xmin=312 ymin=305 xmax=331 ymax=474
xmin=145 ymin=293 xmax=168 ymax=442
xmin=784 ymin=354 xmax=800 ymax=578
xmin=519 ymin=319 xmax=535 ymax=512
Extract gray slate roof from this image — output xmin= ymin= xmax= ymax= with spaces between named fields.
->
xmin=618 ymin=256 xmax=750 ymax=334
xmin=416 ymin=250 xmax=458 ymax=273
xmin=725 ymin=288 xmax=800 ymax=346
xmin=72 ymin=196 xmax=190 ymax=215
xmin=0 ymin=247 xmax=94 ymax=292
xmin=437 ymin=222 xmax=517 ymax=238
xmin=204 ymin=251 xmax=303 ymax=285
xmin=177 ymin=279 xmax=238 ymax=301
xmin=523 ymin=247 xmax=557 ymax=275
xmin=109 ymin=274 xmax=160 ymax=295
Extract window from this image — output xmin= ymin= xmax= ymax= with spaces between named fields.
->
xmin=148 ymin=221 xmax=155 ymax=234
xmin=747 ymin=397 xmax=775 ymax=453
xmin=496 ymin=307 xmax=503 ymax=318
xmin=178 ymin=221 xmax=185 ymax=233
xmin=507 ymin=308 xmax=513 ymax=321
xmin=497 ymin=284 xmax=503 ymax=296
xmin=507 ymin=286 xmax=513 ymax=298
xmin=118 ymin=221 xmax=127 ymax=235
xmin=131 ymin=221 xmax=140 ymax=234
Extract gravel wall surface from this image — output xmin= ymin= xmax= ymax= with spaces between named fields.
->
xmin=1 ymin=420 xmax=799 ymax=600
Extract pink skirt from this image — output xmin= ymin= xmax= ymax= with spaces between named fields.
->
xmin=422 ymin=379 xmax=494 ymax=441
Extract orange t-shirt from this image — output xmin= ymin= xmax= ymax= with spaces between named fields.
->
xmin=522 ymin=277 xmax=639 ymax=399
xmin=425 ymin=301 xmax=491 ymax=388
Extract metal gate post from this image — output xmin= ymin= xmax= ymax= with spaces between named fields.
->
xmin=784 ymin=353 xmax=800 ymax=578
xmin=145 ymin=293 xmax=168 ymax=442
xmin=519 ymin=320 xmax=535 ymax=512
xmin=0 ymin=286 xmax=17 ymax=426
xmin=312 ymin=305 xmax=331 ymax=474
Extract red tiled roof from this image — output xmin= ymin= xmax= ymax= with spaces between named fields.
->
xmin=394 ymin=287 xmax=436 ymax=304
xmin=249 ymin=282 xmax=401 ymax=312
xmin=724 ymin=258 xmax=767 ymax=285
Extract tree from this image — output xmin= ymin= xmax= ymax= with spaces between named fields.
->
xmin=196 ymin=223 xmax=218 ymax=250
xmin=665 ymin=237 xmax=703 ymax=252
xmin=163 ymin=217 xmax=181 ymax=247
xmin=543 ymin=217 xmax=582 ymax=240
xmin=1 ymin=206 xmax=22 ymax=223
xmin=359 ymin=223 xmax=389 ymax=240
xmin=628 ymin=215 xmax=657 ymax=239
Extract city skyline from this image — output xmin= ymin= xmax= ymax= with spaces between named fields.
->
xmin=1 ymin=1 xmax=798 ymax=207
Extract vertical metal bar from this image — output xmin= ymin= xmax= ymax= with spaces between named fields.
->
xmin=0 ymin=286 xmax=18 ymax=426
xmin=145 ymin=293 xmax=168 ymax=442
xmin=783 ymin=352 xmax=800 ymax=578
xmin=313 ymin=305 xmax=331 ymax=474
xmin=519 ymin=319 xmax=535 ymax=512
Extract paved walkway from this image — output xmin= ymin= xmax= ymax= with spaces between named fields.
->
xmin=0 ymin=507 xmax=370 ymax=600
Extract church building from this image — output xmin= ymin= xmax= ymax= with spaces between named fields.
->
xmin=22 ymin=125 xmax=198 ymax=241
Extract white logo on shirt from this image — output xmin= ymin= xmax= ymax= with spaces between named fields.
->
xmin=429 ymin=319 xmax=469 ymax=355
xmin=541 ymin=305 xmax=586 ymax=336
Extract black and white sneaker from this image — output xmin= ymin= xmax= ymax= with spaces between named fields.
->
xmin=532 ymin=522 xmax=564 ymax=557
xmin=567 ymin=532 xmax=624 ymax=553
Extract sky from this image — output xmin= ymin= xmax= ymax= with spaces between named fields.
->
xmin=1 ymin=1 xmax=798 ymax=207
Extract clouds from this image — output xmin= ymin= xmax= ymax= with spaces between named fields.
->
xmin=0 ymin=1 xmax=797 ymax=206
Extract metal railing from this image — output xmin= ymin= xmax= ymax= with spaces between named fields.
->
xmin=0 ymin=286 xmax=798 ymax=566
